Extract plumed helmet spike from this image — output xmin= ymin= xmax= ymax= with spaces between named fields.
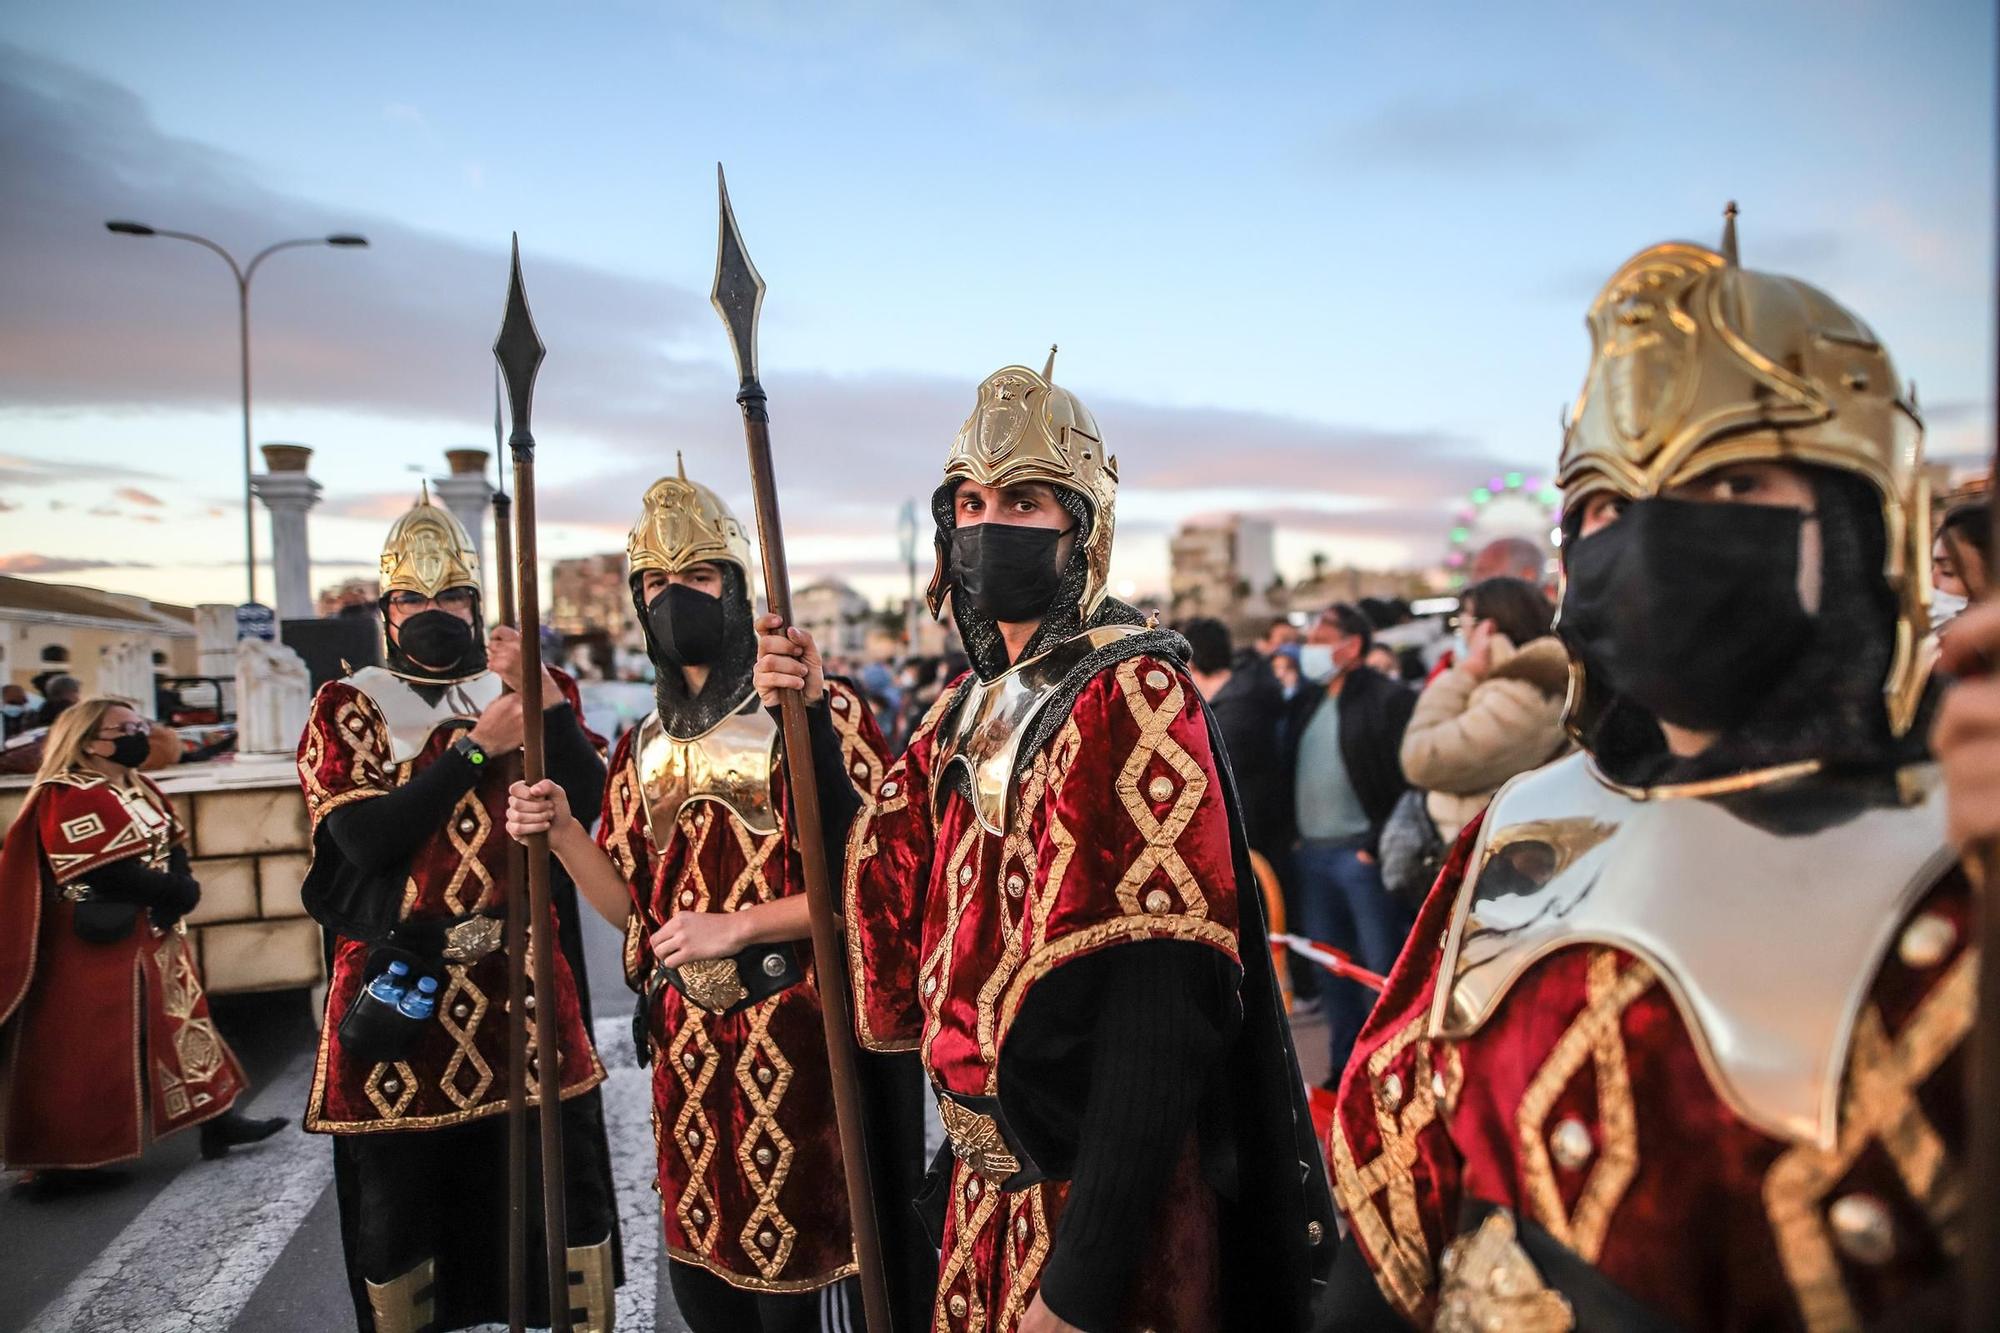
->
xmin=1721 ymin=200 xmax=1740 ymax=267
xmin=676 ymin=450 xmax=688 ymax=482
xmin=1043 ymin=344 xmax=1058 ymax=380
xmin=420 ymin=478 xmax=432 ymax=505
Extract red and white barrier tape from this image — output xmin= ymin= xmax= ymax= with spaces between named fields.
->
xmin=1270 ymin=933 xmax=1387 ymax=991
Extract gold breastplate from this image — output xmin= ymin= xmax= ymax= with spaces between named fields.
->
xmin=1431 ymin=752 xmax=1953 ymax=1149
xmin=933 ymin=624 xmax=1148 ymax=836
xmin=635 ymin=696 xmax=780 ymax=845
xmin=347 ymin=665 xmax=505 ymax=765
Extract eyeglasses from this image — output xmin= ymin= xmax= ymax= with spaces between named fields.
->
xmin=387 ymin=588 xmax=477 ymax=613
xmin=96 ymin=721 xmax=151 ymax=738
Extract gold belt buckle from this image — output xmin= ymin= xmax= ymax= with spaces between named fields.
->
xmin=936 ymin=1096 xmax=1021 ymax=1182
xmin=676 ymin=958 xmax=750 ymax=1014
xmin=442 ymin=914 xmax=505 ymax=963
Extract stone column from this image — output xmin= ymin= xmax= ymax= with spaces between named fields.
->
xmin=249 ymin=443 xmax=323 ymax=620
xmin=434 ymin=449 xmax=496 ymax=601
xmin=235 ymin=636 xmax=311 ymax=754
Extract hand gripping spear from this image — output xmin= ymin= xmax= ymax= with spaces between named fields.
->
xmin=493 ymin=236 xmax=572 ymax=1332
xmin=712 ymin=165 xmax=893 ymax=1333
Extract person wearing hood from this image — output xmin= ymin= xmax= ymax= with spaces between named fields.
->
xmin=1397 ymin=576 xmax=1571 ymax=845
xmin=758 ymin=354 xmax=1332 ymax=1332
xmin=293 ymin=488 xmax=621 ymax=1333
xmin=1321 ymin=217 xmax=1968 ymax=1330
xmin=505 ymin=460 xmax=933 ymax=1333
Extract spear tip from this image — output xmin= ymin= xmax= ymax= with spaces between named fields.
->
xmin=712 ymin=163 xmax=766 ymax=390
xmin=493 ymin=236 xmax=546 ymax=449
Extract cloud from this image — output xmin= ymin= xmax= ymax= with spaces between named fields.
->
xmin=114 ymin=486 xmax=165 ymax=507
xmin=1325 ymin=91 xmax=1588 ymax=170
xmin=0 ymin=42 xmax=1520 ymax=572
xmin=0 ymin=553 xmax=153 ymax=574
xmin=0 ymin=450 xmax=165 ymax=488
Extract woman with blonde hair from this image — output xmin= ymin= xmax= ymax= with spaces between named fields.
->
xmin=0 ymin=697 xmax=283 ymax=1178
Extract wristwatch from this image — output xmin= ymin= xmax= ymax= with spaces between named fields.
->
xmin=452 ymin=735 xmax=489 ymax=767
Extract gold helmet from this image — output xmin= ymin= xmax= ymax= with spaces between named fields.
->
xmin=926 ymin=350 xmax=1118 ymax=621
xmin=378 ymin=482 xmax=480 ymax=598
xmin=626 ymin=453 xmax=753 ymax=579
xmin=1559 ymin=206 xmax=1930 ymax=735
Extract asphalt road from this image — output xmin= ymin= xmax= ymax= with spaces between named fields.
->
xmin=0 ymin=908 xmax=696 ymax=1333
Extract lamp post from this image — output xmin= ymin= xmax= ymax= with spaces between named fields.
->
xmin=106 ymin=220 xmax=368 ymax=606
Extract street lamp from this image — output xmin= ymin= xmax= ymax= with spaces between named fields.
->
xmin=106 ymin=220 xmax=369 ymax=606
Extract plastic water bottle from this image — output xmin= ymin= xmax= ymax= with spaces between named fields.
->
xmin=397 ymin=974 xmax=440 ymax=1021
xmin=366 ymin=960 xmax=410 ymax=1007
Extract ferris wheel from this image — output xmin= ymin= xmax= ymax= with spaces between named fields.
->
xmin=1444 ymin=471 xmax=1562 ymax=588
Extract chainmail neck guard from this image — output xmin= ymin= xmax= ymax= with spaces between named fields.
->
xmin=635 ymin=566 xmax=761 ymax=739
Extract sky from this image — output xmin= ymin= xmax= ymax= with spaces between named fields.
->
xmin=1 ymin=0 xmax=1992 ymax=613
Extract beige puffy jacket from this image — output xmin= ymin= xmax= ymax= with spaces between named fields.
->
xmin=1400 ymin=635 xmax=1572 ymax=841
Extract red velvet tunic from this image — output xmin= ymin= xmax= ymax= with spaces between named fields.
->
xmin=1330 ymin=820 xmax=1971 ymax=1331
xmin=297 ymin=676 xmax=604 ymax=1133
xmin=844 ymin=654 xmax=1242 ymax=1331
xmin=0 ymin=773 xmax=246 ymax=1168
xmin=600 ymin=679 xmax=888 ymax=1293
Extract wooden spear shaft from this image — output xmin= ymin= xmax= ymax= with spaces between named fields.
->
xmin=494 ymin=237 xmax=569 ymax=1331
xmin=713 ymin=164 xmax=891 ymax=1333
xmin=510 ymin=453 xmax=571 ymax=1330
xmin=493 ymin=480 xmax=530 ymax=1333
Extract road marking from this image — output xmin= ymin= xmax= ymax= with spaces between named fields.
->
xmin=26 ymin=1045 xmax=325 ymax=1333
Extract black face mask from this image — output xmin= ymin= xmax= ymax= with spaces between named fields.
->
xmin=948 ymin=523 xmax=1070 ymax=624
xmin=393 ymin=609 xmax=476 ymax=673
xmin=105 ymin=732 xmax=151 ymax=769
xmin=647 ymin=584 xmax=727 ymax=668
xmin=1560 ymin=498 xmax=1813 ymax=733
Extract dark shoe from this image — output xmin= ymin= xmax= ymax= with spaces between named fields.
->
xmin=200 ymin=1111 xmax=288 ymax=1160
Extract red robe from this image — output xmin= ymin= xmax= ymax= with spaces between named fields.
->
xmin=0 ymin=772 xmax=246 ymax=1168
xmin=844 ymin=654 xmax=1242 ymax=1331
xmin=296 ymin=676 xmax=604 ymax=1133
xmin=598 ymin=679 xmax=889 ymax=1293
xmin=1331 ymin=799 xmax=1970 ymax=1331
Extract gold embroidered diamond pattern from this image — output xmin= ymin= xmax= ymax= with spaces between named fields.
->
xmin=735 ymin=1000 xmax=798 ymax=1279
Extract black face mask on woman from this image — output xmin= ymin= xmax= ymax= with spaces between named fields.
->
xmin=393 ymin=609 xmax=476 ymax=673
xmin=647 ymin=583 xmax=726 ymax=667
xmin=948 ymin=522 xmax=1071 ymax=624
xmin=104 ymin=732 xmax=151 ymax=769
xmin=1559 ymin=497 xmax=1813 ymax=733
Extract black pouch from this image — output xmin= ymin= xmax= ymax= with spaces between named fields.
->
xmin=70 ymin=899 xmax=141 ymax=944
xmin=336 ymin=941 xmax=439 ymax=1064
xmin=664 ymin=942 xmax=804 ymax=1017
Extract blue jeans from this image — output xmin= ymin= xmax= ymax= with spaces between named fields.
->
xmin=1294 ymin=838 xmax=1412 ymax=1086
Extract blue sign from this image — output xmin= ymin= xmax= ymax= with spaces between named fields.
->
xmin=235 ymin=602 xmax=278 ymax=642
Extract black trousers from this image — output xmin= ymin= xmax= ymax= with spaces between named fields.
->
xmin=670 ymin=1260 xmax=862 ymax=1333
xmin=333 ymin=1090 xmax=622 ymax=1332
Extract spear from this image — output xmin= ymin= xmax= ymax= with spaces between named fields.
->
xmin=712 ymin=164 xmax=892 ymax=1333
xmin=493 ymin=235 xmax=570 ymax=1331
xmin=491 ymin=364 xmax=530 ymax=1333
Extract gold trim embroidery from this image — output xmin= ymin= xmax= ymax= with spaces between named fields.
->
xmin=1516 ymin=949 xmax=1655 ymax=1262
xmin=1110 ymin=660 xmax=1208 ymax=918
xmin=363 ymin=1061 xmax=419 ymax=1119
xmin=934 ymin=1159 xmax=1004 ymax=1333
xmin=436 ymin=965 xmax=494 ymax=1110
xmin=827 ymin=680 xmax=885 ymax=797
xmin=997 ymin=1186 xmax=1052 ymax=1331
xmin=919 ymin=824 xmax=982 ymax=1072
xmin=668 ymin=1008 xmax=724 ymax=1257
xmin=662 ymin=1243 xmax=858 ymax=1294
xmin=1330 ymin=1012 xmax=1464 ymax=1322
xmin=974 ymin=743 xmax=1054 ymax=1073
xmin=734 ymin=995 xmax=799 ymax=1280
xmin=1764 ymin=949 xmax=1975 ymax=1333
